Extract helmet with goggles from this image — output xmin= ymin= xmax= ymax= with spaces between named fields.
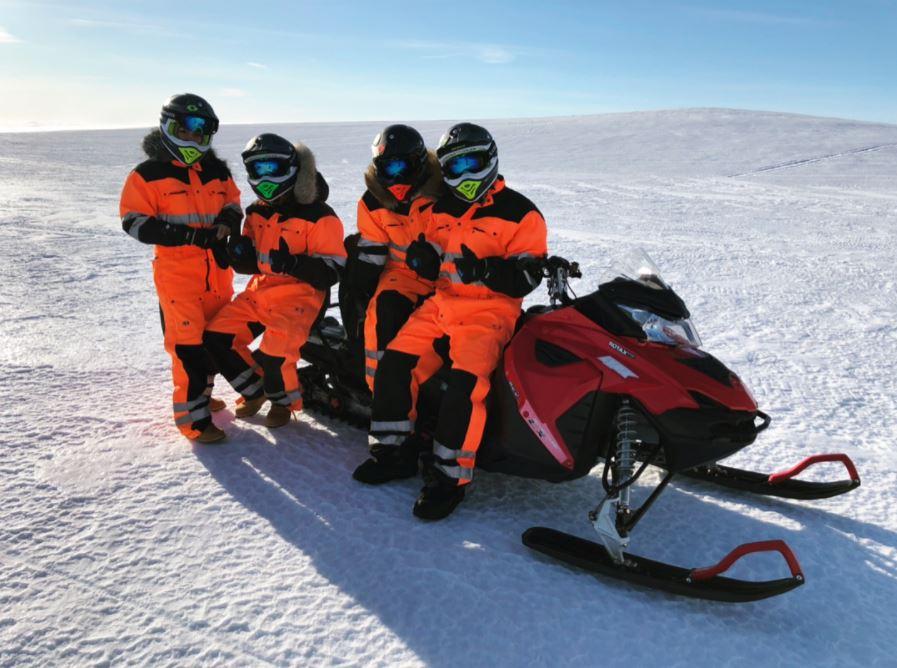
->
xmin=159 ymin=93 xmax=220 ymax=165
xmin=371 ymin=124 xmax=428 ymax=202
xmin=436 ymin=123 xmax=498 ymax=203
xmin=241 ymin=133 xmax=300 ymax=202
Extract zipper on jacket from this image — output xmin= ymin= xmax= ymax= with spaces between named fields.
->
xmin=205 ymin=254 xmax=211 ymax=292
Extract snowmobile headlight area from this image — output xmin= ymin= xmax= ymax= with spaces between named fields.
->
xmin=617 ymin=304 xmax=702 ymax=348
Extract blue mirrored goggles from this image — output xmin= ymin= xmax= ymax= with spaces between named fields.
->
xmin=382 ymin=157 xmax=410 ymax=178
xmin=247 ymin=158 xmax=292 ymax=179
xmin=175 ymin=113 xmax=218 ymax=135
xmin=443 ymin=151 xmax=488 ymax=177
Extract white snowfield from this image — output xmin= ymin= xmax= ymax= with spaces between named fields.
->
xmin=1 ymin=108 xmax=896 ymax=666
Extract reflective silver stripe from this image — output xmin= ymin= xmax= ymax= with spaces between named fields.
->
xmin=358 ymin=237 xmax=386 ymax=248
xmin=158 ymin=213 xmax=218 ymax=226
xmin=377 ymin=434 xmax=405 ymax=445
xmin=370 ymin=419 xmax=413 ymax=433
xmin=430 ymin=241 xmax=445 ymax=255
xmin=231 ymin=367 xmax=256 ymax=388
xmin=365 ymin=367 xmax=376 ymax=378
xmin=433 ymin=441 xmax=477 ymax=461
xmin=388 ymin=241 xmax=409 ymax=252
xmin=443 ymin=252 xmax=463 ymax=262
xmin=175 ymin=406 xmax=211 ymax=425
xmin=241 ymin=379 xmax=263 ymax=397
xmin=123 ymin=214 xmax=150 ymax=239
xmin=359 ymin=252 xmax=387 ymax=266
xmin=365 ymin=350 xmax=384 ymax=360
xmin=388 ymin=250 xmax=404 ymax=262
xmin=434 ymin=461 xmax=474 ymax=481
xmin=312 ymin=253 xmax=347 ymax=267
xmin=173 ymin=396 xmax=209 ymax=412
xmin=257 ymin=252 xmax=272 ymax=265
xmin=268 ymin=391 xmax=286 ymax=400
xmin=286 ymin=389 xmax=303 ymax=404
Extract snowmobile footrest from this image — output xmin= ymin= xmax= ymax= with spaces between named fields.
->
xmin=682 ymin=453 xmax=860 ymax=500
xmin=522 ymin=527 xmax=804 ymax=602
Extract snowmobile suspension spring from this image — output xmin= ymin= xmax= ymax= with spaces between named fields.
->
xmin=615 ymin=401 xmax=638 ymax=510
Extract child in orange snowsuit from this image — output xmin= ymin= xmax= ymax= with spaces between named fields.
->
xmin=204 ymin=134 xmax=345 ymax=429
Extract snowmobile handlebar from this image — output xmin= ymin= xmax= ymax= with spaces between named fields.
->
xmin=531 ymin=255 xmax=580 ymax=307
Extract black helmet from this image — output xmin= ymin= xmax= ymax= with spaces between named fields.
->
xmin=159 ymin=93 xmax=219 ymax=165
xmin=371 ymin=124 xmax=428 ymax=202
xmin=241 ymin=133 xmax=300 ymax=201
xmin=436 ymin=123 xmax=498 ymax=202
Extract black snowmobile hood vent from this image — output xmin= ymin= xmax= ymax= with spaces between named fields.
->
xmin=534 ymin=339 xmax=582 ymax=367
xmin=598 ymin=278 xmax=690 ymax=321
xmin=680 ymin=354 xmax=734 ymax=387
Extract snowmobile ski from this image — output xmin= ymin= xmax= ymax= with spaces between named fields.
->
xmin=522 ymin=527 xmax=804 ymax=602
xmin=680 ymin=453 xmax=860 ymax=500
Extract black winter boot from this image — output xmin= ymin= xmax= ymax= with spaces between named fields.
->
xmin=412 ymin=465 xmax=466 ymax=520
xmin=352 ymin=442 xmax=419 ymax=485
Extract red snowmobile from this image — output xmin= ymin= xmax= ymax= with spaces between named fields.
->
xmin=299 ymin=250 xmax=860 ymax=602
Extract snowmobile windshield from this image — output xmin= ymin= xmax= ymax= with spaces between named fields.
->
xmin=607 ymin=249 xmax=702 ymax=347
xmin=616 ymin=304 xmax=702 ymax=347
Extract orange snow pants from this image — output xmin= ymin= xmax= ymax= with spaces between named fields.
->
xmin=369 ymin=293 xmax=520 ymax=485
xmin=204 ymin=283 xmax=325 ymax=411
xmin=155 ymin=254 xmax=234 ymax=439
xmin=363 ymin=270 xmax=434 ymax=390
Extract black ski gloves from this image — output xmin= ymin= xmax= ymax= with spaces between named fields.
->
xmin=455 ymin=244 xmax=488 ymax=283
xmin=226 ymin=235 xmax=260 ymax=275
xmin=456 ymin=244 xmax=543 ymax=298
xmin=269 ymin=238 xmax=340 ymax=291
xmin=214 ymin=206 xmax=243 ymax=236
xmin=186 ymin=226 xmax=226 ymax=249
xmin=405 ymin=233 xmax=442 ymax=281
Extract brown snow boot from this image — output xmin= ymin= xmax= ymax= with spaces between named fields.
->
xmin=265 ymin=404 xmax=293 ymax=428
xmin=194 ymin=423 xmax=227 ymax=444
xmin=235 ymin=395 xmax=267 ymax=418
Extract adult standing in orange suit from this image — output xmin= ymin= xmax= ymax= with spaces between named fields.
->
xmin=119 ymin=94 xmax=242 ymax=443
xmin=204 ymin=134 xmax=346 ymax=430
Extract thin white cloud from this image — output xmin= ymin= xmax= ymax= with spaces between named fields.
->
xmin=393 ymin=39 xmax=517 ymax=64
xmin=220 ymin=88 xmax=247 ymax=98
xmin=68 ymin=17 xmax=189 ymax=38
xmin=247 ymin=62 xmax=268 ymax=70
xmin=685 ymin=7 xmax=828 ymax=27
xmin=0 ymin=26 xmax=22 ymax=44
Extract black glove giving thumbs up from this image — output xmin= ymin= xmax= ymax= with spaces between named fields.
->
xmin=405 ymin=233 xmax=442 ymax=281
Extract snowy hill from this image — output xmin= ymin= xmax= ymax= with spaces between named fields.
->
xmin=1 ymin=109 xmax=896 ymax=666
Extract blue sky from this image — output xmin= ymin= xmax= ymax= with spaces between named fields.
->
xmin=1 ymin=0 xmax=895 ymax=130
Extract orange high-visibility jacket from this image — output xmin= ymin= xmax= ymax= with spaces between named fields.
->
xmin=355 ymin=151 xmax=445 ymax=282
xmin=243 ymin=196 xmax=347 ymax=294
xmin=425 ymin=177 xmax=547 ymax=304
xmin=119 ymin=130 xmax=241 ymax=295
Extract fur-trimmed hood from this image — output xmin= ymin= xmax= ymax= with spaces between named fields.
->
xmin=291 ymin=141 xmax=327 ymax=205
xmin=364 ymin=150 xmax=445 ymax=211
xmin=141 ymin=128 xmax=225 ymax=165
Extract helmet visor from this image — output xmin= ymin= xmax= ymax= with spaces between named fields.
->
xmin=247 ymin=157 xmax=293 ymax=179
xmin=442 ymin=151 xmax=489 ymax=177
xmin=375 ymin=155 xmax=421 ymax=183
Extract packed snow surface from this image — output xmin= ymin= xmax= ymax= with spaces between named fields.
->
xmin=1 ymin=109 xmax=896 ymax=666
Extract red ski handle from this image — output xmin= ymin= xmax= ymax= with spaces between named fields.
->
xmin=768 ymin=453 xmax=860 ymax=486
xmin=688 ymin=540 xmax=804 ymax=583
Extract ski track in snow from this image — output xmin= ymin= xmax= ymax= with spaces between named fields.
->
xmin=1 ymin=109 xmax=897 ymax=666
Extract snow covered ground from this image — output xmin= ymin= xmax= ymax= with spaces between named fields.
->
xmin=1 ymin=108 xmax=896 ymax=666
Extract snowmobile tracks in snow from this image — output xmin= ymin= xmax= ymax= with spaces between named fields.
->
xmin=728 ymin=142 xmax=897 ymax=178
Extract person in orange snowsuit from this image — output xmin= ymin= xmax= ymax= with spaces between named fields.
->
xmin=204 ymin=134 xmax=346 ymax=429
xmin=347 ymin=124 xmax=444 ymax=390
xmin=119 ymin=93 xmax=242 ymax=443
xmin=354 ymin=123 xmax=548 ymax=520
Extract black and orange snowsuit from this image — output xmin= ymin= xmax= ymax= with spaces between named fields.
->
xmin=353 ymin=153 xmax=444 ymax=389
xmin=370 ymin=177 xmax=547 ymax=485
xmin=119 ymin=130 xmax=241 ymax=438
xmin=204 ymin=144 xmax=346 ymax=412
